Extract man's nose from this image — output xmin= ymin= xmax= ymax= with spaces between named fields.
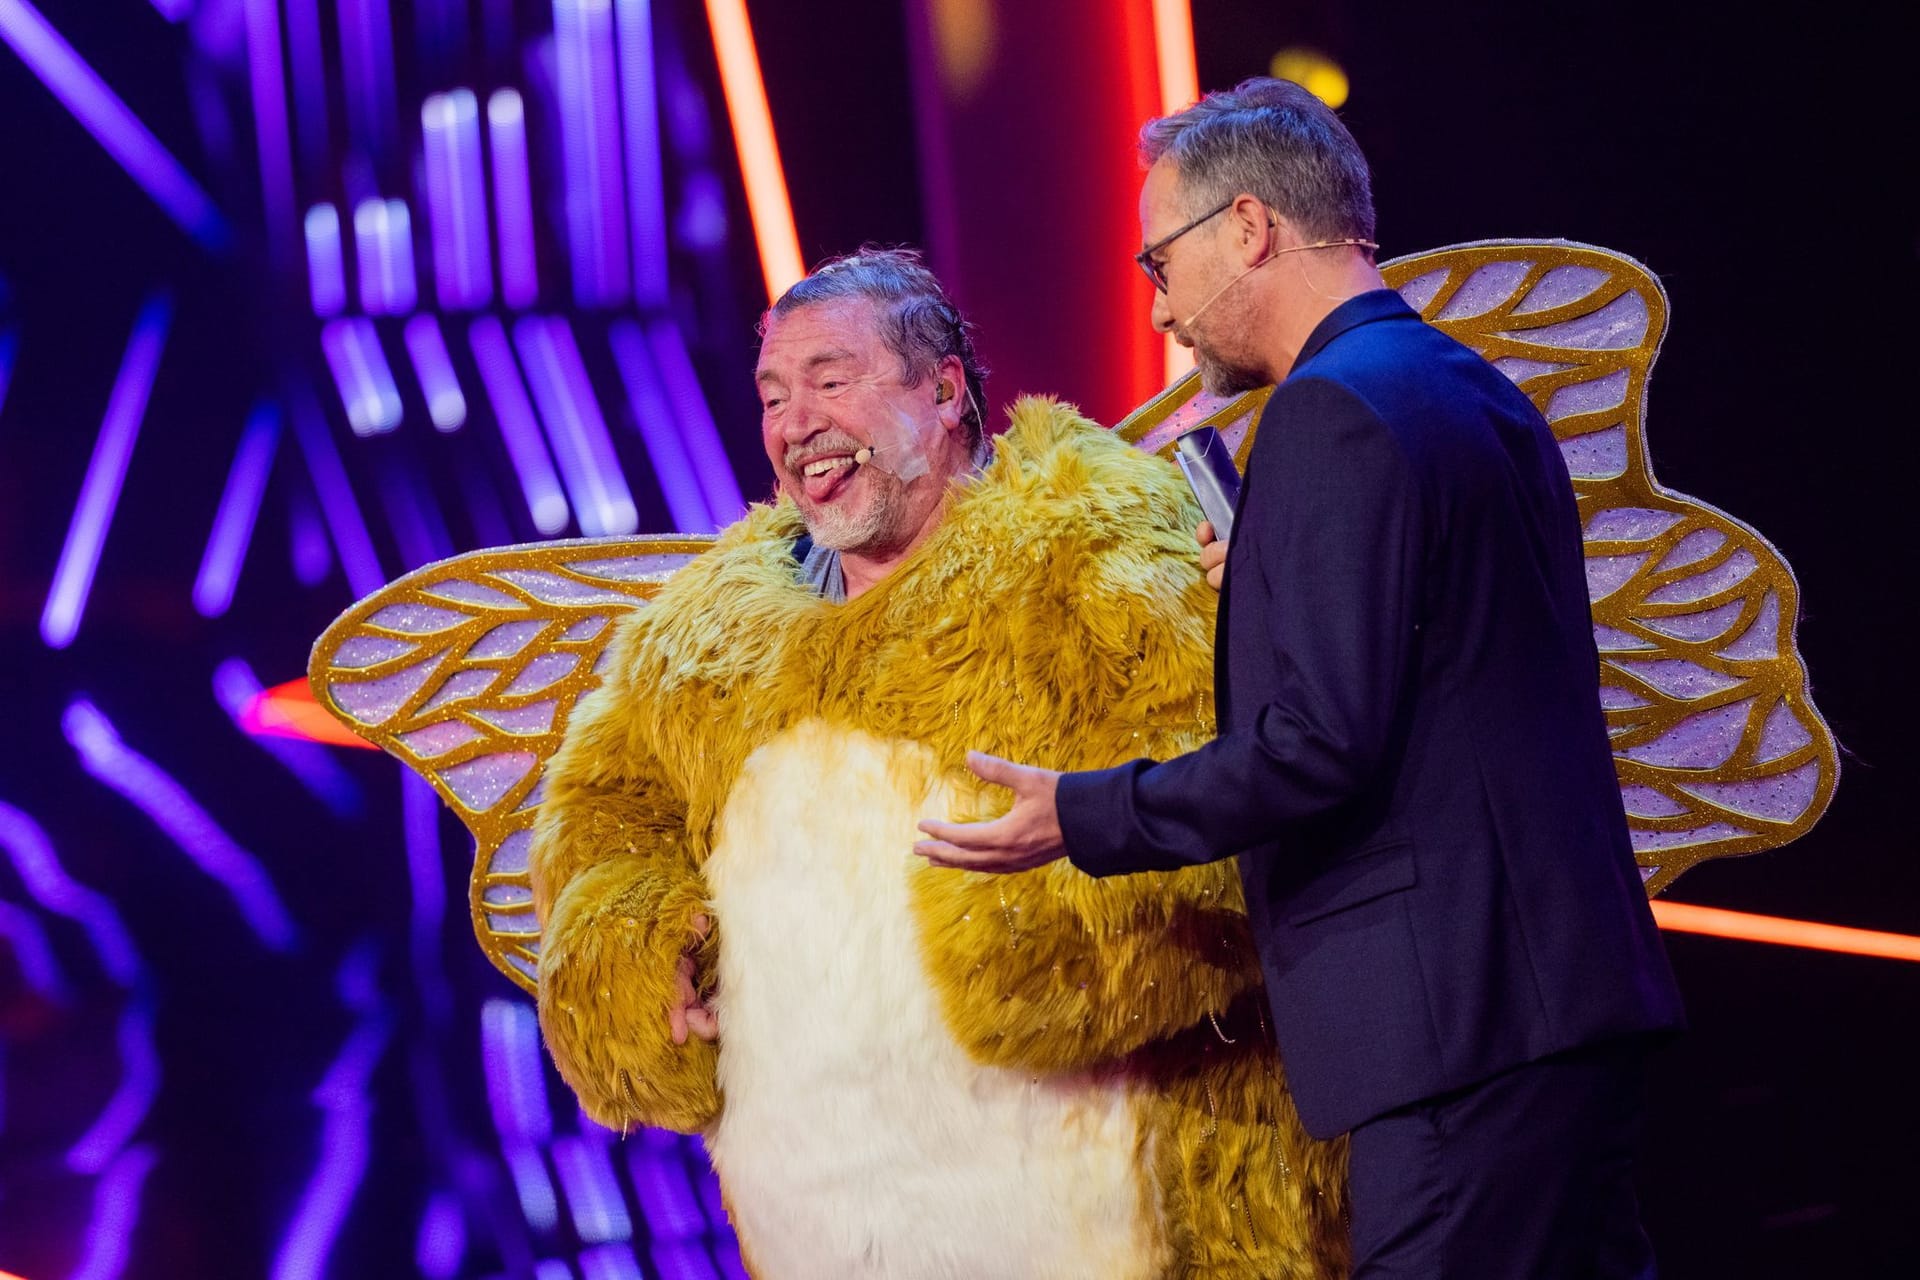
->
xmin=1150 ymin=289 xmax=1176 ymax=335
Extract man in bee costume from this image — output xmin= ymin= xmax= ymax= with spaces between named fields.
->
xmin=527 ymin=248 xmax=1347 ymax=1278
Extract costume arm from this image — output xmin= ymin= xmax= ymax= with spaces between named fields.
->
xmin=529 ymin=621 xmax=719 ymax=1134
xmin=1059 ymin=378 xmax=1427 ymax=875
xmin=917 ymin=430 xmax=1265 ymax=1071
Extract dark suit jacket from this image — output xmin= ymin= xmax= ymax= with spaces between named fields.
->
xmin=1058 ymin=290 xmax=1684 ymax=1139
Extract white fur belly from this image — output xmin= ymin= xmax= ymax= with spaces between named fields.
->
xmin=701 ymin=722 xmax=1158 ymax=1280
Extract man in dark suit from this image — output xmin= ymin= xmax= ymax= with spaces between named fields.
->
xmin=916 ymin=78 xmax=1685 ymax=1276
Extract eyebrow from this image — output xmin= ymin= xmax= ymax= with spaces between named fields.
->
xmin=755 ymin=347 xmax=858 ymax=385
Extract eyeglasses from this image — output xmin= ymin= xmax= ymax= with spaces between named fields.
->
xmin=1133 ymin=197 xmax=1235 ymax=293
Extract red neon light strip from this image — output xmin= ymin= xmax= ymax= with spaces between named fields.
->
xmin=1149 ymin=0 xmax=1198 ymax=384
xmin=701 ymin=0 xmax=805 ymax=299
xmin=1651 ymin=899 xmax=1920 ymax=963
xmin=242 ymin=679 xmax=377 ymax=750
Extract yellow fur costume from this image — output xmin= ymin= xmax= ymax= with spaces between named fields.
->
xmin=529 ymin=398 xmax=1347 ymax=1277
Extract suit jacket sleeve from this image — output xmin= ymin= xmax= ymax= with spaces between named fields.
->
xmin=1059 ymin=376 xmax=1426 ymax=876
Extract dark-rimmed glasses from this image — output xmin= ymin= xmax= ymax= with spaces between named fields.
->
xmin=1133 ymin=197 xmax=1235 ymax=292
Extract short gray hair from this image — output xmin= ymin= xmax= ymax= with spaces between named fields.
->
xmin=759 ymin=246 xmax=990 ymax=449
xmin=1140 ymin=77 xmax=1375 ymax=250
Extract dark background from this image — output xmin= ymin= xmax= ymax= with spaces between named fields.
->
xmin=1 ymin=1 xmax=1915 ymax=1275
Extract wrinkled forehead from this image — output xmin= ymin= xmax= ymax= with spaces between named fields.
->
xmin=755 ymin=297 xmax=890 ymax=380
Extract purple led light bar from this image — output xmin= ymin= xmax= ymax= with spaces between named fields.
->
xmin=554 ymin=0 xmax=630 ymax=307
xmin=273 ymin=960 xmax=392 ymax=1280
xmin=644 ymin=319 xmax=744 ymax=523
xmin=608 ymin=319 xmax=711 ymax=531
xmin=66 ymin=996 xmax=161 ymax=1175
xmin=403 ymin=314 xmax=467 ymax=430
xmin=242 ymin=0 xmax=297 ymax=272
xmin=336 ymin=0 xmax=399 ymax=158
xmin=615 ymin=0 xmax=667 ymax=307
xmin=67 ymin=1143 xmax=159 ymax=1280
xmin=627 ymin=1148 xmax=706 ymax=1241
xmin=0 ymin=326 xmax=17 ymax=421
xmin=283 ymin=0 xmax=328 ymax=167
xmin=288 ymin=485 xmax=333 ymax=585
xmin=41 ymin=293 xmax=172 ymax=649
xmin=148 ymin=0 xmax=192 ymax=21
xmin=422 ymin=89 xmax=493 ymax=310
xmin=482 ymin=997 xmax=560 ymax=1229
xmin=378 ymin=466 xmax=454 ymax=569
xmin=534 ymin=1262 xmax=574 ymax=1280
xmin=553 ymin=1135 xmax=633 ymax=1244
xmin=402 ymin=767 xmax=453 ymax=1028
xmin=321 ymin=316 xmax=403 ymax=435
xmin=579 ymin=1244 xmax=647 ymax=1280
xmin=193 ymin=402 xmax=280 ymax=617
xmin=0 ymin=798 xmax=141 ymax=986
xmin=304 ymin=205 xmax=347 ymax=316
xmin=63 ymin=699 xmax=299 ymax=953
xmin=289 ymin=390 xmax=386 ymax=595
xmin=486 ymin=89 xmax=540 ymax=309
xmin=513 ymin=316 xmax=638 ymax=535
xmin=0 ymin=899 xmax=70 ymax=1001
xmin=414 ymin=1188 xmax=466 ymax=1279
xmin=469 ymin=316 xmax=570 ymax=534
xmin=651 ymin=1240 xmax=721 ymax=1280
xmin=0 ymin=0 xmax=229 ymax=249
xmin=213 ymin=659 xmax=363 ymax=818
xmin=353 ymin=198 xmax=417 ymax=315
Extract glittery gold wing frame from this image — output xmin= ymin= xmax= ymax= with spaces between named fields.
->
xmin=309 ymin=537 xmax=713 ymax=990
xmin=1115 ymin=240 xmax=1838 ymax=896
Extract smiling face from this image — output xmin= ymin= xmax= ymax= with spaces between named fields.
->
xmin=755 ymin=297 xmax=963 ymax=555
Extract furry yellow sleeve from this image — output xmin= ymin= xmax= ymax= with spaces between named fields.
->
xmin=529 ymin=631 xmax=720 ymax=1135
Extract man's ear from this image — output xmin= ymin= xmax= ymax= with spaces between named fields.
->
xmin=934 ymin=355 xmax=969 ymax=434
xmin=1229 ymin=194 xmax=1278 ymax=266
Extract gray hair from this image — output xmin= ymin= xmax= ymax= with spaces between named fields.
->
xmin=1140 ymin=77 xmax=1375 ymax=250
xmin=759 ymin=246 xmax=990 ymax=450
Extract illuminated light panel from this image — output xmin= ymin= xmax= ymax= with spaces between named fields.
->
xmin=403 ymin=314 xmax=467 ymax=430
xmin=469 ymin=315 xmax=571 ymax=533
xmin=644 ymin=319 xmax=744 ymax=525
xmin=483 ymin=997 xmax=559 ymax=1229
xmin=242 ymin=0 xmax=297 ymax=271
xmin=240 ymin=676 xmax=378 ymax=750
xmin=65 ymin=996 xmax=160 ymax=1174
xmin=615 ymin=0 xmax=668 ymax=307
xmin=414 ymin=1189 xmax=466 ymax=1279
xmin=193 ymin=402 xmax=281 ymax=617
xmin=1652 ymin=900 xmax=1920 ymax=963
xmin=66 ymin=1143 xmax=159 ymax=1280
xmin=0 ymin=798 xmax=142 ymax=986
xmin=289 ymin=390 xmax=386 ymax=595
xmin=513 ymin=316 xmax=638 ymax=535
xmin=321 ymin=316 xmax=403 ymax=435
xmin=701 ymin=0 xmax=805 ymax=298
xmin=0 ymin=0 xmax=230 ymax=249
xmin=422 ymin=89 xmax=493 ymax=310
xmin=579 ymin=1244 xmax=647 ymax=1280
xmin=304 ymin=205 xmax=347 ymax=316
xmin=272 ymin=947 xmax=392 ymax=1280
xmin=214 ymin=660 xmax=365 ymax=817
xmin=336 ymin=0 xmax=400 ymax=156
xmin=486 ymin=89 xmax=540 ymax=309
xmin=607 ymin=320 xmax=712 ymax=531
xmin=64 ymin=698 xmax=299 ymax=952
xmin=353 ymin=198 xmax=417 ymax=314
xmin=1269 ymin=46 xmax=1349 ymax=109
xmin=554 ymin=0 xmax=632 ymax=307
xmin=41 ymin=293 xmax=172 ymax=650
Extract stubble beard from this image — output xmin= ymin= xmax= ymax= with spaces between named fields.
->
xmin=789 ymin=467 xmax=907 ymax=554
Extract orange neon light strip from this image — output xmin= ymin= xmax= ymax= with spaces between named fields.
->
xmin=242 ymin=679 xmax=377 ymax=750
xmin=702 ymin=0 xmax=805 ymax=299
xmin=1651 ymin=899 xmax=1920 ymax=963
xmin=1149 ymin=0 xmax=1199 ymax=384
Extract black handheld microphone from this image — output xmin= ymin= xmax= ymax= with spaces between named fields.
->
xmin=1173 ymin=426 xmax=1242 ymax=542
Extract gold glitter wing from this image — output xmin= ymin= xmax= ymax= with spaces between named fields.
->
xmin=309 ymin=536 xmax=714 ymax=991
xmin=1118 ymin=241 xmax=1838 ymax=895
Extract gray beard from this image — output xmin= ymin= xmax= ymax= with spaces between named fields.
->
xmin=794 ymin=469 xmax=907 ymax=554
xmin=1196 ymin=347 xmax=1269 ymax=396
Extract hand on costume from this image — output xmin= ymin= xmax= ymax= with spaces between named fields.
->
xmin=668 ymin=913 xmax=718 ymax=1045
xmin=1197 ymin=521 xmax=1229 ymax=592
xmin=914 ymin=751 xmax=1067 ymax=874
